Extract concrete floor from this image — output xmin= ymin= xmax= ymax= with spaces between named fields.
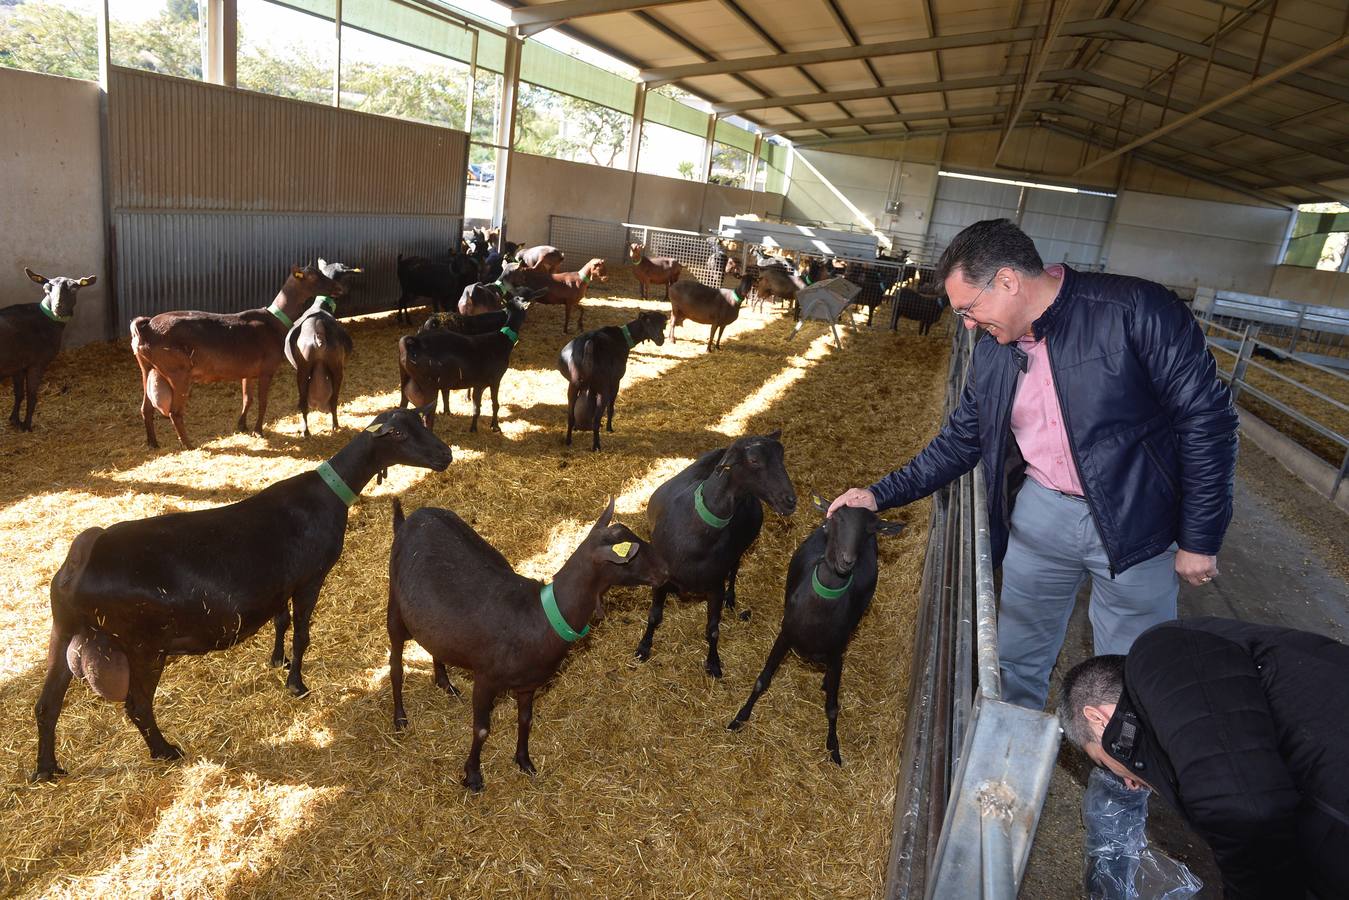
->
xmin=1018 ymin=438 xmax=1349 ymax=899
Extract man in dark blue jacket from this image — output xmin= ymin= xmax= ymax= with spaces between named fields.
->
xmin=829 ymin=218 xmax=1239 ymax=709
xmin=1059 ymin=617 xmax=1349 ymax=899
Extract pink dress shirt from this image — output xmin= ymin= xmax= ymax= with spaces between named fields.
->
xmin=1010 ymin=266 xmax=1084 ymax=496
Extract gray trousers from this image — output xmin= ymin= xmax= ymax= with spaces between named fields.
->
xmin=998 ymin=477 xmax=1180 ymax=711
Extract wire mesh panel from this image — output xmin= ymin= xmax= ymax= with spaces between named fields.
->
xmin=547 ymin=215 xmax=628 ymax=269
xmin=626 ymin=225 xmax=734 ymax=289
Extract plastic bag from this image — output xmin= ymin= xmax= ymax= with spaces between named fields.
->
xmin=1083 ymin=767 xmax=1203 ymax=900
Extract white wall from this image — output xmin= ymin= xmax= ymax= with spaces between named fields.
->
xmin=782 ymin=148 xmax=937 ymax=248
xmin=0 ymin=68 xmax=108 ymax=346
xmin=1268 ymin=265 xmax=1349 ymax=308
xmin=1103 ymin=190 xmax=1293 ymax=294
xmin=504 ymin=151 xmax=784 ymax=244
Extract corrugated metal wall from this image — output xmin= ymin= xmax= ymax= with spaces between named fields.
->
xmin=108 ymin=66 xmax=467 ymax=319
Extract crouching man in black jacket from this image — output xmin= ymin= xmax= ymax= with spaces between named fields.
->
xmin=1059 ymin=616 xmax=1349 ymax=898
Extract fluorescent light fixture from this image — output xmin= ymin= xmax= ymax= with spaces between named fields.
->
xmin=939 ymin=170 xmax=1116 ymax=198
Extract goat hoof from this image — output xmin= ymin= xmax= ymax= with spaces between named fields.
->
xmin=269 ymin=655 xmax=290 ymax=669
xmin=153 ymin=743 xmax=185 ymax=761
xmin=393 ymin=716 xmax=408 ymax=732
xmin=462 ymin=772 xmax=485 ymax=793
xmin=705 ymin=660 xmax=723 ymax=679
xmin=634 ymin=644 xmax=652 ymax=662
xmin=288 ymin=681 xmax=310 ymax=698
xmin=491 ymin=424 xmax=501 ymax=433
xmin=29 ymin=765 xmax=67 ymax=782
xmin=515 ymin=755 xmax=537 ymax=776
xmin=727 ymin=718 xmax=746 ymax=732
xmin=831 ymin=750 xmax=843 ymax=767
xmin=738 ymin=609 xmax=752 ymax=622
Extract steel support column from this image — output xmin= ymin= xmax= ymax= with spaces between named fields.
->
xmin=203 ymin=0 xmax=237 ymax=88
xmin=493 ymin=27 xmax=523 ymax=229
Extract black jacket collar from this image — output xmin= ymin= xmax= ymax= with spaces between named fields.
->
xmin=1029 ymin=263 xmax=1078 ymax=341
xmin=1102 ymin=683 xmax=1181 ymax=811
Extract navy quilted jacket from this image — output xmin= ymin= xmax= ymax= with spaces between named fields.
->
xmin=868 ymin=265 xmax=1239 ymax=574
xmin=1104 ymin=618 xmax=1349 ymax=899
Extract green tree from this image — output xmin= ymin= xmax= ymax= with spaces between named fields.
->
xmin=0 ymin=1 xmax=201 ymax=80
xmin=676 ymin=160 xmax=697 ymax=180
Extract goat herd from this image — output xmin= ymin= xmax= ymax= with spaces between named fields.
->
xmin=7 ymin=230 xmax=919 ymax=794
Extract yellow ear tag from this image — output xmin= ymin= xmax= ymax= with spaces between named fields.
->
xmin=612 ymin=541 xmax=635 ymax=559
xmin=365 ymin=423 xmax=382 ymax=433
xmin=295 ymin=271 xmax=306 ymax=280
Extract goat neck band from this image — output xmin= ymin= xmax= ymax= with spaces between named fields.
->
xmin=500 ymin=325 xmax=519 ymax=344
xmin=620 ymin=324 xmax=635 ymax=348
xmin=267 ymin=303 xmax=294 ymax=327
xmin=732 ymin=291 xmax=744 ymax=306
xmin=803 ymin=275 xmax=813 ymax=286
xmin=694 ymin=481 xmax=732 ymax=529
xmin=812 ymin=564 xmax=852 ymax=600
xmin=540 ymin=583 xmax=589 ymax=642
xmin=580 ymin=274 xmax=591 ymax=285
xmin=316 ymin=461 xmax=358 ymax=507
xmin=318 ymin=296 xmax=337 ymax=314
xmin=39 ymin=299 xmax=71 ymax=323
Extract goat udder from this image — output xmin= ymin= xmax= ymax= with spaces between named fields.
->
xmin=147 ymin=370 xmax=174 ymax=417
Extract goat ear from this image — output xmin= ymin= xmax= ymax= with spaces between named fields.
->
xmin=25 ymin=268 xmax=48 ymax=285
xmin=604 ymin=540 xmax=640 ymax=564
xmin=317 ymin=257 xmax=328 ymax=270
xmin=592 ymin=495 xmax=616 ymax=532
xmin=811 ymin=493 xmax=830 ymax=514
xmin=873 ymin=519 xmax=907 ymax=536
xmin=78 ymin=275 xmax=97 ymax=286
xmin=765 ymin=429 xmax=782 ymax=443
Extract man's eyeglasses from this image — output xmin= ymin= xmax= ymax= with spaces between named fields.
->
xmin=951 ymin=273 xmax=995 ymax=321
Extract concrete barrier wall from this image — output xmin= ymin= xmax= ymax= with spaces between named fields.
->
xmin=504 ymin=152 xmax=784 ymax=246
xmin=1268 ymin=265 xmax=1349 ymax=309
xmin=782 ymin=148 xmax=937 ymax=244
xmin=1103 ymin=190 xmax=1292 ymax=294
xmin=0 ymin=68 xmax=108 ymax=347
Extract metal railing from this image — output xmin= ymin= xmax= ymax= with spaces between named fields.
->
xmin=545 ymin=215 xmax=739 ymax=289
xmin=1196 ymin=288 xmax=1349 ymax=362
xmin=1201 ymin=317 xmax=1349 ymax=498
xmin=886 ymin=327 xmax=1062 ymax=899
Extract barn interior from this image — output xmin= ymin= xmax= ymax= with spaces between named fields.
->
xmin=2 ymin=0 xmax=1348 ymax=896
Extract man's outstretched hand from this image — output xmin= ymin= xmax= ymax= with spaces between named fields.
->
xmin=827 ymin=488 xmax=878 ymax=518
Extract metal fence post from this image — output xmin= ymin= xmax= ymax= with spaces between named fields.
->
xmin=1230 ymin=323 xmax=1258 ymax=405
xmin=1289 ymin=307 xmax=1306 ymax=355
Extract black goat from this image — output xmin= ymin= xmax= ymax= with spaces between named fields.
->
xmin=396 ymin=252 xmax=482 ymax=324
xmin=728 ymin=500 xmax=905 ymax=765
xmin=2 ymin=268 xmax=95 ymax=432
xmin=638 ymin=432 xmax=797 ymax=677
xmin=31 ymin=408 xmax=452 ymax=782
xmin=398 ymin=295 xmax=529 ymax=432
xmin=845 ymin=263 xmax=898 ymax=327
xmin=557 ymin=311 xmax=667 ymax=451
xmin=893 ymin=288 xmax=946 ymax=336
xmin=388 ymin=496 xmax=668 ymax=791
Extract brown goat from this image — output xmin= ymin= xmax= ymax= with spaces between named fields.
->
xmin=504 ymin=258 xmax=607 ymax=333
xmin=668 ymin=271 xmax=757 ymax=352
xmin=131 ymin=263 xmax=345 ymax=449
xmin=628 ymin=243 xmax=682 ymax=300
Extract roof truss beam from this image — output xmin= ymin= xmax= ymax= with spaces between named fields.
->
xmin=1073 ymin=33 xmax=1349 ymax=175
xmin=993 ymin=0 xmax=1072 ymax=165
xmin=712 ymin=74 xmax=1023 ymax=114
xmin=640 ymin=20 xmax=1114 ymax=85
xmin=509 ymin=0 xmax=691 ymax=35
xmin=765 ymin=105 xmax=1008 ymax=135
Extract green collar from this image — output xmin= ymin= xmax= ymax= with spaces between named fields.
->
xmin=500 ymin=325 xmax=519 ymax=344
xmin=39 ymin=298 xmax=71 ymax=323
xmin=317 ymin=295 xmax=337 ymax=314
xmin=732 ymin=291 xmax=744 ymax=307
xmin=492 ymin=280 xmax=507 ymax=291
xmin=540 ymin=582 xmax=589 ymax=642
xmin=316 ymin=461 xmax=358 ymax=506
xmin=811 ymin=563 xmax=853 ymax=600
xmin=803 ymin=275 xmax=814 ymax=286
xmin=267 ymin=303 xmax=293 ymax=327
xmin=620 ymin=324 xmax=635 ymax=348
xmin=694 ymin=480 xmax=731 ymax=529
xmin=580 ymin=273 xmax=592 ymax=285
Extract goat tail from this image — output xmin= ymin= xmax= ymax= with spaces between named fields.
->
xmin=129 ymin=316 xmax=152 ymax=353
xmin=391 ymin=498 xmax=405 ymax=534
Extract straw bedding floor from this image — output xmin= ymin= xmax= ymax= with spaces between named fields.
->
xmin=0 ymin=278 xmax=950 ymax=899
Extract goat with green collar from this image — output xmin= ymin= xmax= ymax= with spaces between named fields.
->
xmin=387 ymin=495 xmax=668 ymax=792
xmin=501 ymin=257 xmax=607 ymax=334
xmin=131 ymin=261 xmax=346 ymax=449
xmin=2 ymin=268 xmax=95 ymax=432
xmin=31 ymin=408 xmax=451 ymax=782
xmin=667 ymin=269 xmax=758 ymax=352
xmin=556 ymin=310 xmax=668 ymax=451
xmin=728 ymin=498 xmax=906 ymax=766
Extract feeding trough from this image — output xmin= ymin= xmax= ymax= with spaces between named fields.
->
xmin=789 ymin=277 xmax=862 ymax=348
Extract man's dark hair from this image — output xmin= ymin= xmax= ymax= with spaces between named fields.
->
xmin=1057 ymin=655 xmax=1126 ymax=748
xmin=935 ymin=218 xmax=1045 ymax=286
